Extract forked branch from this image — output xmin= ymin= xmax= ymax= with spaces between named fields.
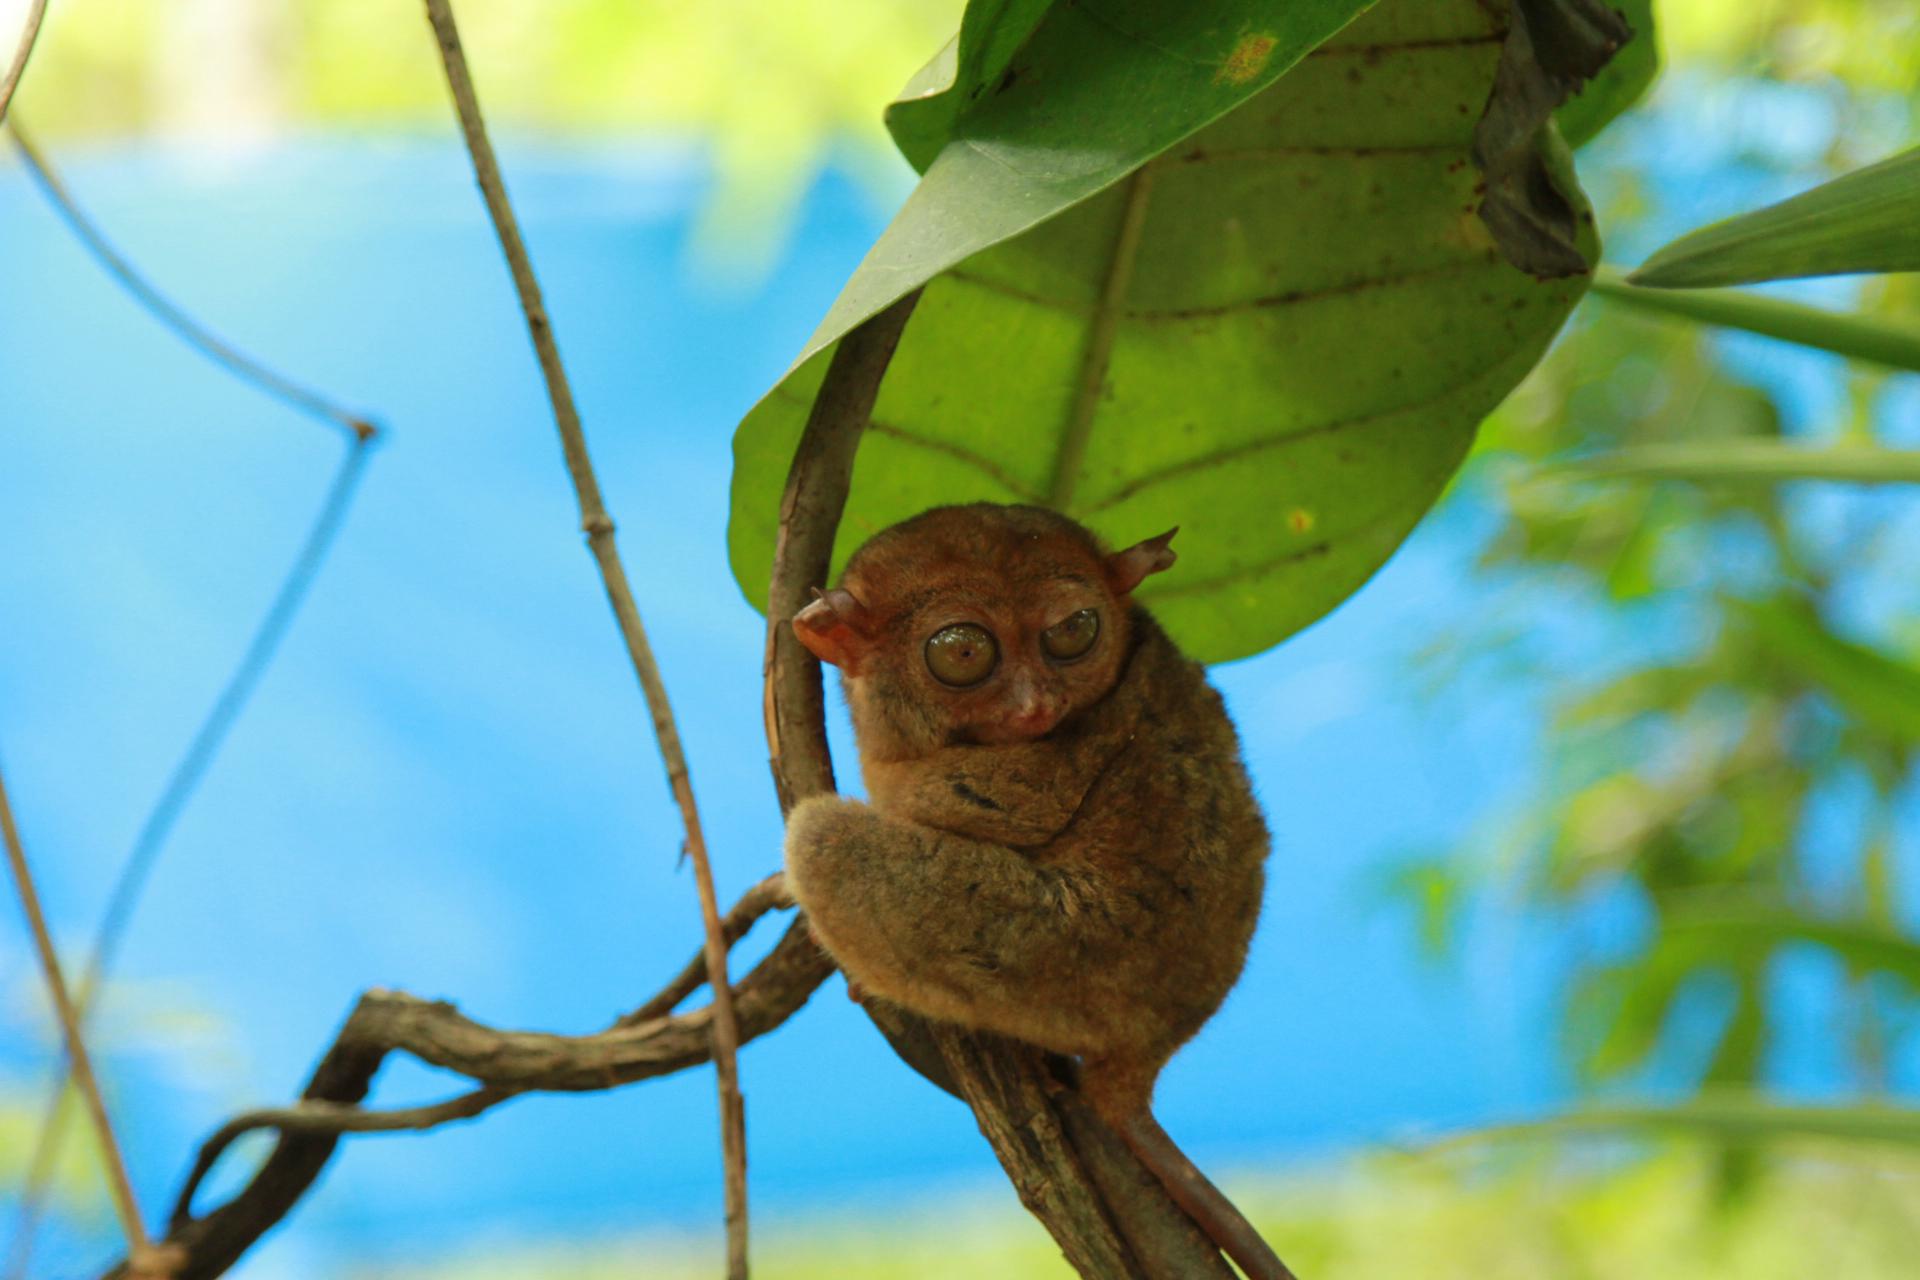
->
xmin=99 ymin=893 xmax=829 ymax=1280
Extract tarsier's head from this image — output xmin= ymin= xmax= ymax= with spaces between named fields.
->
xmin=792 ymin=503 xmax=1176 ymax=751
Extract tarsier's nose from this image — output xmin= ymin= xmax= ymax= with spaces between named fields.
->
xmin=1007 ymin=678 xmax=1065 ymax=737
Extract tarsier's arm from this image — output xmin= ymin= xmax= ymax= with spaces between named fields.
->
xmin=784 ymin=794 xmax=1110 ymax=1038
xmin=863 ymin=737 xmax=1110 ymax=846
xmin=863 ymin=653 xmax=1148 ymax=845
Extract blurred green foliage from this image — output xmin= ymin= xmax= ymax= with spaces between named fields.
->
xmin=1397 ymin=0 xmax=1920 ymax=1177
xmin=6 ymin=0 xmax=961 ymax=261
xmin=350 ymin=1146 xmax=1920 ymax=1279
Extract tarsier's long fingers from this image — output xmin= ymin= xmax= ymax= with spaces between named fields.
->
xmin=1122 ymin=1111 xmax=1298 ymax=1280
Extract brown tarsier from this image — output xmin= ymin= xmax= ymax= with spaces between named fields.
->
xmin=784 ymin=503 xmax=1288 ymax=1280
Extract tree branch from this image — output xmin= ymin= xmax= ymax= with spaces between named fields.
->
xmin=421 ymin=1 xmax=749 ymax=1272
xmin=0 ymin=0 xmax=48 ymax=127
xmin=619 ymin=873 xmax=793 ymax=1026
xmin=99 ymin=888 xmax=830 ymax=1280
xmin=0 ymin=758 xmax=155 ymax=1268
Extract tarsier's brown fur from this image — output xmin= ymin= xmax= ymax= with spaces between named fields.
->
xmin=785 ymin=503 xmax=1285 ymax=1278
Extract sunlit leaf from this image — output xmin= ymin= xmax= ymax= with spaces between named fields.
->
xmin=731 ymin=0 xmax=1606 ymax=662
xmin=1629 ymin=146 xmax=1920 ymax=287
xmin=1593 ymin=271 xmax=1920 ymax=372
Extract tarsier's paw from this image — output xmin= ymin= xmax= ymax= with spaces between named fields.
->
xmin=782 ymin=793 xmax=885 ymax=925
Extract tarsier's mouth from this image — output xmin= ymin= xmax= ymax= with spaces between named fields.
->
xmin=966 ymin=701 xmax=1064 ymax=743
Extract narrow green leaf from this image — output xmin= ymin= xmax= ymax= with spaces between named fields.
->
xmin=1491 ymin=1094 xmax=1920 ymax=1149
xmin=1554 ymin=0 xmax=1657 ymax=149
xmin=1734 ymin=596 xmax=1920 ymax=743
xmin=1629 ymin=146 xmax=1920 ymax=287
xmin=1648 ymin=902 xmax=1920 ymax=990
xmin=732 ymin=0 xmax=1605 ymax=662
xmin=1592 ymin=270 xmax=1920 ymax=371
xmin=1567 ymin=442 xmax=1920 ymax=486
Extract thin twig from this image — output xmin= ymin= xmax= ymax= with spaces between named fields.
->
xmin=761 ymin=293 xmax=925 ymax=813
xmin=173 ymin=1089 xmax=514 ymax=1226
xmin=0 ymin=0 xmax=48 ymax=126
xmin=0 ymin=757 xmax=152 ymax=1261
xmin=7 ymin=431 xmax=377 ymax=1280
xmin=6 ymin=122 xmax=377 ymax=443
xmin=419 ymin=3 xmax=749 ymax=1273
xmin=619 ymin=874 xmax=793 ymax=1027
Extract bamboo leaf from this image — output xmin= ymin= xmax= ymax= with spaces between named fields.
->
xmin=1629 ymin=146 xmax=1920 ymax=287
xmin=1734 ymin=596 xmax=1920 ymax=743
xmin=1567 ymin=442 xmax=1920 ymax=486
xmin=1592 ymin=270 xmax=1920 ymax=372
xmin=1493 ymin=1094 xmax=1920 ymax=1149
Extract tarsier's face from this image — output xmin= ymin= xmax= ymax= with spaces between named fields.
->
xmin=792 ymin=504 xmax=1175 ymax=749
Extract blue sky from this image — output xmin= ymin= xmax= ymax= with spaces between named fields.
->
xmin=1 ymin=111 xmax=1913 ymax=1274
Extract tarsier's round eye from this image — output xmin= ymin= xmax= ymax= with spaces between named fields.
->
xmin=1041 ymin=609 xmax=1100 ymax=662
xmin=925 ymin=623 xmax=999 ymax=687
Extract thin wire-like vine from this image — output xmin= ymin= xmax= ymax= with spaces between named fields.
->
xmin=3 ymin=124 xmax=382 ymax=1279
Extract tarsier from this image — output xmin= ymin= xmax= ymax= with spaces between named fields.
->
xmin=784 ymin=502 xmax=1287 ymax=1280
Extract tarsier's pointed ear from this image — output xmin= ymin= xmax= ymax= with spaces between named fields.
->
xmin=792 ymin=587 xmax=877 ymax=671
xmin=1105 ymin=527 xmax=1178 ymax=595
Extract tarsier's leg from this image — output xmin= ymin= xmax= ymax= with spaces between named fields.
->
xmin=784 ymin=794 xmax=1110 ymax=1050
xmin=1077 ymin=1059 xmax=1296 ymax=1280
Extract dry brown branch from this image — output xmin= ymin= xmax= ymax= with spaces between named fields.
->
xmin=753 ymin=294 xmax=1233 ymax=1279
xmin=0 ymin=758 xmax=155 ymax=1266
xmin=0 ymin=0 xmax=48 ymax=126
xmin=98 ymin=891 xmax=829 ymax=1280
xmin=421 ymin=1 xmax=749 ymax=1272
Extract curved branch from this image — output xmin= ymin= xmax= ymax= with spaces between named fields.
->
xmin=101 ymin=903 xmax=832 ymax=1280
xmin=620 ymin=874 xmax=793 ymax=1026
xmin=172 ymin=1088 xmax=515 ymax=1226
xmin=5 ymin=123 xmax=378 ymax=442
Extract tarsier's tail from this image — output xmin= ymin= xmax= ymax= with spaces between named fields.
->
xmin=1120 ymin=1110 xmax=1298 ymax=1280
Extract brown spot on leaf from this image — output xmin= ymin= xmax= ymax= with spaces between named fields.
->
xmin=1217 ymin=32 xmax=1279 ymax=85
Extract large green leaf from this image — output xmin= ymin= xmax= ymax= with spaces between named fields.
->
xmin=731 ymin=0 xmax=1603 ymax=662
xmin=1630 ymin=146 xmax=1920 ymax=288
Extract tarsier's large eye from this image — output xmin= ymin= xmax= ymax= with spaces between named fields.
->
xmin=1041 ymin=609 xmax=1100 ymax=662
xmin=925 ymin=623 xmax=999 ymax=687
